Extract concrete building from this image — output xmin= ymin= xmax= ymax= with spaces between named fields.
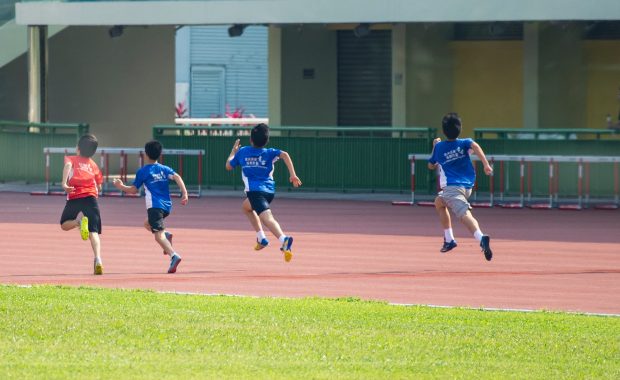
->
xmin=0 ymin=0 xmax=619 ymax=146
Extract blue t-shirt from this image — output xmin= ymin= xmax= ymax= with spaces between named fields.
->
xmin=133 ymin=163 xmax=176 ymax=212
xmin=428 ymin=138 xmax=476 ymax=189
xmin=229 ymin=146 xmax=282 ymax=193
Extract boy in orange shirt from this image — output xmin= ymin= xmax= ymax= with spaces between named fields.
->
xmin=59 ymin=134 xmax=104 ymax=275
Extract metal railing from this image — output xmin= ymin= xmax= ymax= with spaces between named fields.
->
xmin=474 ymin=128 xmax=619 ymax=140
xmin=153 ymin=125 xmax=437 ymax=192
xmin=0 ymin=120 xmax=88 ymax=182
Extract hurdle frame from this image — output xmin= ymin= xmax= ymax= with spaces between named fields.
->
xmin=394 ymin=154 xmax=620 ymax=210
xmin=33 ymin=147 xmax=205 ymax=198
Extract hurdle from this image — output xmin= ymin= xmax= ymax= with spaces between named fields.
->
xmin=471 ymin=158 xmax=494 ymax=208
xmin=32 ymin=147 xmax=205 ymax=198
xmin=498 ymin=158 xmax=525 ymax=209
xmin=391 ymin=155 xmax=416 ymax=206
xmin=594 ymin=161 xmax=619 ymax=210
xmin=394 ymin=154 xmax=620 ymax=210
xmin=391 ymin=154 xmax=439 ymax=206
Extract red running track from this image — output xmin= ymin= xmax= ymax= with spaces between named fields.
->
xmin=1 ymin=192 xmax=619 ymax=314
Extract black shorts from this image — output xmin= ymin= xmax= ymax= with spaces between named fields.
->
xmin=60 ymin=196 xmax=102 ymax=234
xmin=246 ymin=191 xmax=274 ymax=215
xmin=147 ymin=208 xmax=169 ymax=232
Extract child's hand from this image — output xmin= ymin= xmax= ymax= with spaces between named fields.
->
xmin=484 ymin=164 xmax=493 ymax=176
xmin=180 ymin=193 xmax=189 ymax=206
xmin=290 ymin=176 xmax=302 ymax=188
xmin=112 ymin=178 xmax=124 ymax=189
xmin=433 ymin=138 xmax=441 ymax=146
xmin=62 ymin=183 xmax=75 ymax=193
xmin=231 ymin=139 xmax=241 ymax=154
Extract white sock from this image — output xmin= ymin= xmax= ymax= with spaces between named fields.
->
xmin=95 ymin=257 xmax=102 ymax=264
xmin=278 ymin=235 xmax=287 ymax=243
xmin=257 ymin=230 xmax=267 ymax=240
xmin=170 ymin=251 xmax=180 ymax=258
xmin=474 ymin=230 xmax=484 ymax=242
xmin=444 ymin=228 xmax=455 ymax=242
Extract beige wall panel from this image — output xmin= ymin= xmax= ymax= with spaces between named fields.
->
xmin=584 ymin=40 xmax=620 ymax=130
xmin=281 ymin=25 xmax=337 ymax=126
xmin=452 ymin=41 xmax=523 ymax=137
xmin=46 ymin=26 xmax=175 ymax=147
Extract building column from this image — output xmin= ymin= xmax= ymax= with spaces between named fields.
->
xmin=268 ymin=26 xmax=282 ymax=127
xmin=28 ymin=25 xmax=48 ymax=123
xmin=523 ymin=22 xmax=539 ymax=129
xmin=392 ymin=24 xmax=406 ymax=127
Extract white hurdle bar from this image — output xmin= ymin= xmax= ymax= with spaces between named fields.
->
xmin=393 ymin=154 xmax=620 ymax=209
xmin=35 ymin=147 xmax=205 ymax=197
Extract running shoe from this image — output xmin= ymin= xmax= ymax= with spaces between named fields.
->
xmin=94 ymin=259 xmax=103 ymax=275
xmin=280 ymin=236 xmax=293 ymax=262
xmin=80 ymin=217 xmax=89 ymax=241
xmin=440 ymin=240 xmax=458 ymax=253
xmin=254 ymin=238 xmax=269 ymax=251
xmin=163 ymin=231 xmax=173 ymax=255
xmin=480 ymin=236 xmax=493 ymax=261
xmin=168 ymin=254 xmax=182 ymax=273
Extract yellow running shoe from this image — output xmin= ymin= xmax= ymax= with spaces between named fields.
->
xmin=280 ymin=236 xmax=293 ymax=262
xmin=94 ymin=260 xmax=103 ymax=275
xmin=80 ymin=217 xmax=89 ymax=241
xmin=254 ymin=238 xmax=269 ymax=251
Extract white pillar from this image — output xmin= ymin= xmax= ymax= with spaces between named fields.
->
xmin=392 ymin=24 xmax=406 ymax=128
xmin=268 ymin=26 xmax=282 ymax=127
xmin=28 ymin=25 xmax=48 ymax=123
xmin=523 ymin=22 xmax=539 ymax=129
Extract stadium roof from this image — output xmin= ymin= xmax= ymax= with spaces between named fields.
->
xmin=16 ymin=0 xmax=620 ymax=26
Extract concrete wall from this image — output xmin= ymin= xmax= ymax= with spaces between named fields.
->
xmin=538 ymin=23 xmax=587 ymax=129
xmin=0 ymin=52 xmax=27 ymax=120
xmin=280 ymin=25 xmax=337 ymax=126
xmin=405 ymin=24 xmax=454 ymax=130
xmin=0 ymin=25 xmax=174 ymax=147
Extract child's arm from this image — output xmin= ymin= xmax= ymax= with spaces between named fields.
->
xmin=279 ymin=151 xmax=302 ymax=187
xmin=61 ymin=162 xmax=75 ymax=193
xmin=225 ymin=139 xmax=241 ymax=171
xmin=471 ymin=142 xmax=493 ymax=175
xmin=427 ymin=138 xmax=441 ymax=170
xmin=112 ymin=178 xmax=139 ymax=194
xmin=172 ymin=174 xmax=189 ymax=205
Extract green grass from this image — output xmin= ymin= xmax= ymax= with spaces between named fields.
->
xmin=0 ymin=286 xmax=618 ymax=379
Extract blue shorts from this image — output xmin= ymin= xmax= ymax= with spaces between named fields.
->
xmin=246 ymin=191 xmax=274 ymax=215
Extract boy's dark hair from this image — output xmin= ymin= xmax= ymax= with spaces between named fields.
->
xmin=78 ymin=134 xmax=98 ymax=157
xmin=441 ymin=112 xmax=462 ymax=140
xmin=251 ymin=123 xmax=269 ymax=148
xmin=144 ymin=140 xmax=163 ymax=160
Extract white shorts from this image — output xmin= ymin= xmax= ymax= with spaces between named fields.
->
xmin=439 ymin=186 xmax=472 ymax=218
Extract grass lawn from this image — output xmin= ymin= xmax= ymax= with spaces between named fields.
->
xmin=0 ymin=285 xmax=618 ymax=379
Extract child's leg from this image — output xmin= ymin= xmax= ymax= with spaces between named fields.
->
xmin=242 ymin=198 xmax=264 ymax=234
xmin=82 ymin=197 xmax=104 ymax=273
xmin=154 ymin=230 xmax=175 ymax=255
xmin=89 ymin=232 xmax=101 ymax=260
xmin=461 ymin=210 xmax=493 ymax=260
xmin=61 ymin=220 xmax=79 ymax=231
xmin=460 ymin=211 xmax=484 ymax=241
xmin=434 ymin=195 xmax=456 ymax=245
xmin=434 ymin=196 xmax=452 ymax=229
xmin=258 ymin=210 xmax=285 ymax=240
xmin=60 ymin=199 xmax=81 ymax=231
xmin=259 ymin=209 xmax=293 ymax=262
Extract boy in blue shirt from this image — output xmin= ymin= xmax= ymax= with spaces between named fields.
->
xmin=428 ymin=113 xmax=493 ymax=261
xmin=113 ymin=140 xmax=189 ymax=273
xmin=226 ymin=123 xmax=302 ymax=262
